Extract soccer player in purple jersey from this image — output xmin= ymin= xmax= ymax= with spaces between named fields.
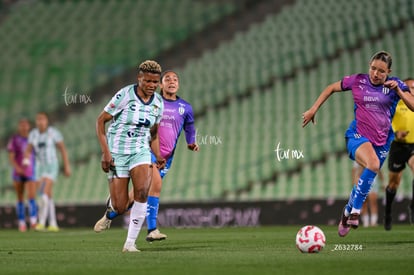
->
xmin=302 ymin=51 xmax=414 ymax=237
xmin=7 ymin=118 xmax=37 ymax=232
xmin=94 ymin=70 xmax=199 ymax=242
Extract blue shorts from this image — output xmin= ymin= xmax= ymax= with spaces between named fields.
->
xmin=13 ymin=174 xmax=36 ymax=182
xmin=151 ymin=153 xmax=173 ymax=179
xmin=345 ymin=121 xmax=392 ymax=168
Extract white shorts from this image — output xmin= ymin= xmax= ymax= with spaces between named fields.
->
xmin=108 ymin=151 xmax=151 ymax=179
xmin=36 ymin=162 xmax=59 ymax=182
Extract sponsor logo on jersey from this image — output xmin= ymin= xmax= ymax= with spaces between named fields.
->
xmin=363 ymin=96 xmax=379 ymax=102
xmin=379 ymin=150 xmax=388 ymax=159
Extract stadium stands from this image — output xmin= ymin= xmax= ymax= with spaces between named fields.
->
xmin=1 ymin=0 xmax=414 ymax=205
xmin=0 ymin=0 xmax=236 ymax=140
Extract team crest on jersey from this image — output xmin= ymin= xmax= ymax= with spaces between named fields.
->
xmin=382 ymin=87 xmax=390 ymax=95
xmin=178 ymin=106 xmax=185 ymax=115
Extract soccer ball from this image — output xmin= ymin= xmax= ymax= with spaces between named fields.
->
xmin=295 ymin=225 xmax=326 ymax=253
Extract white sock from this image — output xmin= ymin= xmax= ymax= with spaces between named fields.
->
xmin=351 ymin=207 xmax=361 ymax=215
xmin=48 ymin=199 xmax=58 ymax=227
xmin=124 ymin=201 xmax=147 ymax=247
xmin=39 ymin=194 xmax=50 ymax=226
xmin=30 ymin=216 xmax=37 ymax=226
xmin=361 ymin=214 xmax=369 ymax=227
xmin=371 ymin=214 xmax=378 ymax=226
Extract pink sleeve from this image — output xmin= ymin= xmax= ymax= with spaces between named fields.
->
xmin=341 ymin=74 xmax=358 ymax=91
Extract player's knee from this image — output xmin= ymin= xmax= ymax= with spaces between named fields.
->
xmin=365 ymin=160 xmax=380 ymax=173
xmin=387 ymin=180 xmax=400 ymax=191
xmin=133 ymin=188 xmax=147 ymax=203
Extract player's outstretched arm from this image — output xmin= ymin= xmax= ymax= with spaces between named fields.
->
xmin=302 ymin=81 xmax=342 ymax=128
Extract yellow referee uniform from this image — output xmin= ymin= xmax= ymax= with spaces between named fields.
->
xmin=392 ymin=99 xmax=414 ymax=144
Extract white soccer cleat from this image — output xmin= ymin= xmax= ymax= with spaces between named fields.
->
xmin=146 ymin=229 xmax=167 ymax=242
xmin=94 ymin=214 xmax=112 ymax=233
xmin=122 ymin=243 xmax=140 ymax=253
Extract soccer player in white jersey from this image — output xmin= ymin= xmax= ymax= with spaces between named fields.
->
xmin=23 ymin=112 xmax=71 ymax=232
xmin=96 ymin=60 xmax=165 ymax=252
xmin=94 ymin=70 xmax=199 ymax=242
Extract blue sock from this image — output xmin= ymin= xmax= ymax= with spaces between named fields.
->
xmin=352 ymin=168 xmax=377 ymax=212
xmin=107 ymin=210 xmax=118 ymax=220
xmin=106 ymin=201 xmax=133 ymax=220
xmin=345 ymin=185 xmax=357 ymax=215
xmin=17 ymin=201 xmax=25 ymax=221
xmin=28 ymin=199 xmax=37 ymax=218
xmin=146 ymin=196 xmax=159 ymax=232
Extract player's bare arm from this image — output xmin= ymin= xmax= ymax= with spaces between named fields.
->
xmin=150 ymin=124 xmax=166 ymax=169
xmin=56 ymin=141 xmax=71 ymax=177
xmin=302 ymin=81 xmax=342 ymax=127
xmin=96 ymin=111 xmax=114 ymax=173
xmin=389 ymin=80 xmax=414 ymax=112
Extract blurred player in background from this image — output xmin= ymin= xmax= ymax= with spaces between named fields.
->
xmin=96 ymin=60 xmax=165 ymax=252
xmin=384 ymin=78 xmax=414 ymax=230
xmin=94 ymin=70 xmax=199 ymax=242
xmin=24 ymin=112 xmax=71 ymax=232
xmin=302 ymin=51 xmax=414 ymax=237
xmin=352 ymin=162 xmax=383 ymax=227
xmin=7 ymin=118 xmax=37 ymax=232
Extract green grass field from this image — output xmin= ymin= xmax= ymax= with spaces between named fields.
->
xmin=0 ymin=225 xmax=413 ymax=275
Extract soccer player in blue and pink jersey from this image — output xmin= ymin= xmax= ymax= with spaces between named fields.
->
xmin=7 ymin=118 xmax=37 ymax=232
xmin=146 ymin=70 xmax=199 ymax=241
xmin=303 ymin=51 xmax=414 ymax=237
xmin=94 ymin=70 xmax=199 ymax=242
